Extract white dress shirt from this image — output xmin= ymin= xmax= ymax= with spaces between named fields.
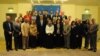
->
xmin=45 ymin=25 xmax=54 ymax=34
xmin=40 ymin=20 xmax=43 ymax=26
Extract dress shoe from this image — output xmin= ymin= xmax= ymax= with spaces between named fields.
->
xmin=93 ymin=50 xmax=97 ymax=52
xmin=88 ymin=49 xmax=93 ymax=51
xmin=10 ymin=49 xmax=13 ymax=50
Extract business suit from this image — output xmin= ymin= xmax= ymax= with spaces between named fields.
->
xmin=3 ymin=21 xmax=13 ymax=51
xmin=75 ymin=23 xmax=84 ymax=49
xmin=54 ymin=23 xmax=64 ymax=47
xmin=63 ymin=24 xmax=71 ymax=48
xmin=70 ymin=25 xmax=77 ymax=49
xmin=83 ymin=22 xmax=90 ymax=49
xmin=36 ymin=16 xmax=47 ymax=47
xmin=13 ymin=22 xmax=22 ymax=50
xmin=88 ymin=24 xmax=99 ymax=51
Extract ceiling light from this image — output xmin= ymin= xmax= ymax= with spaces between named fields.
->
xmin=84 ymin=9 xmax=90 ymax=14
xmin=8 ymin=8 xmax=14 ymax=13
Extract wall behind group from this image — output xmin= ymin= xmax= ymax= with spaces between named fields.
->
xmin=0 ymin=3 xmax=99 ymax=38
xmin=76 ymin=5 xmax=98 ymax=22
xmin=97 ymin=6 xmax=100 ymax=40
xmin=0 ymin=4 xmax=18 ymax=38
xmin=98 ymin=6 xmax=100 ymax=40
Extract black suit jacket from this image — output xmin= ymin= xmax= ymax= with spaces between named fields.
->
xmin=54 ymin=23 xmax=63 ymax=35
xmin=36 ymin=18 xmax=47 ymax=34
xmin=3 ymin=21 xmax=13 ymax=36
xmin=75 ymin=23 xmax=84 ymax=36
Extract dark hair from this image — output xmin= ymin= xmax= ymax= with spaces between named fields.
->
xmin=47 ymin=18 xmax=52 ymax=22
xmin=71 ymin=21 xmax=75 ymax=26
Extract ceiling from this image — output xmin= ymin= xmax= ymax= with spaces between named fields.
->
xmin=0 ymin=0 xmax=100 ymax=6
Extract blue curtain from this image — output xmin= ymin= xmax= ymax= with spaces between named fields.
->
xmin=33 ymin=5 xmax=60 ymax=14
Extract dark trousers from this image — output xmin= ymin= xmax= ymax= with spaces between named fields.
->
xmin=37 ymin=33 xmax=46 ymax=47
xmin=84 ymin=35 xmax=90 ymax=49
xmin=14 ymin=36 xmax=20 ymax=50
xmin=18 ymin=35 xmax=22 ymax=49
xmin=90 ymin=34 xmax=97 ymax=51
xmin=4 ymin=34 xmax=12 ymax=51
xmin=55 ymin=34 xmax=64 ymax=48
xmin=45 ymin=34 xmax=54 ymax=48
xmin=77 ymin=35 xmax=82 ymax=49
xmin=29 ymin=35 xmax=37 ymax=48
xmin=70 ymin=35 xmax=77 ymax=49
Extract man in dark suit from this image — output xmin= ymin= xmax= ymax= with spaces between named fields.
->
xmin=82 ymin=20 xmax=90 ymax=49
xmin=88 ymin=19 xmax=99 ymax=52
xmin=75 ymin=19 xmax=84 ymax=49
xmin=36 ymin=15 xmax=47 ymax=47
xmin=3 ymin=16 xmax=13 ymax=51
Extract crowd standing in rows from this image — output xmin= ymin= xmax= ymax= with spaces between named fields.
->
xmin=3 ymin=10 xmax=99 ymax=52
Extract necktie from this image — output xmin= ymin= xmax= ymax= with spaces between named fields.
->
xmin=8 ymin=23 xmax=11 ymax=31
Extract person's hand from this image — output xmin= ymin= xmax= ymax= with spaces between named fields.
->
xmin=37 ymin=32 xmax=39 ymax=34
xmin=54 ymin=34 xmax=56 ymax=36
xmin=48 ymin=33 xmax=50 ymax=36
xmin=61 ymin=34 xmax=62 ymax=37
xmin=9 ymin=32 xmax=12 ymax=35
xmin=76 ymin=35 xmax=79 ymax=38
xmin=19 ymin=32 xmax=21 ymax=35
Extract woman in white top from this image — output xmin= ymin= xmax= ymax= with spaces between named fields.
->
xmin=45 ymin=18 xmax=54 ymax=48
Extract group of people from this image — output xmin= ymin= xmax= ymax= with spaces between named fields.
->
xmin=3 ymin=10 xmax=99 ymax=52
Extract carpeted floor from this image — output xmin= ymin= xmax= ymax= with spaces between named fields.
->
xmin=0 ymin=38 xmax=100 ymax=56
